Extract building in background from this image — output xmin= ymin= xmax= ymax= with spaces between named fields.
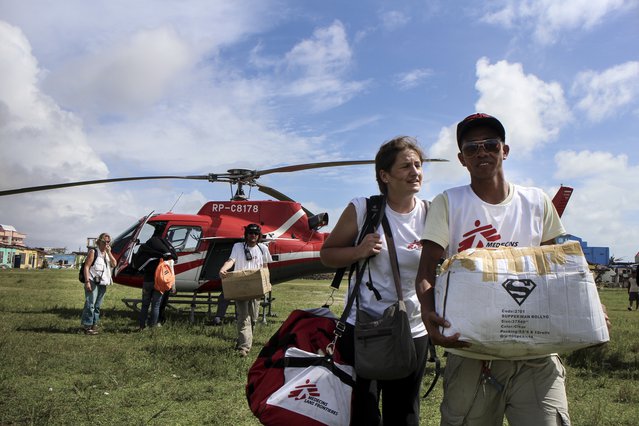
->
xmin=0 ymin=225 xmax=96 ymax=269
xmin=561 ymin=235 xmax=610 ymax=265
xmin=12 ymin=246 xmax=46 ymax=269
xmin=47 ymin=253 xmax=78 ymax=269
xmin=0 ymin=224 xmax=26 ymax=247
xmin=0 ymin=243 xmax=18 ymax=268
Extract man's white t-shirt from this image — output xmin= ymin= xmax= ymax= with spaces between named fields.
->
xmin=422 ymin=183 xmax=565 ymax=255
xmin=229 ymin=242 xmax=272 ymax=271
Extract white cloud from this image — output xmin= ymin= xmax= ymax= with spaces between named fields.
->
xmin=425 ymin=58 xmax=572 ymax=189
xmin=554 ymin=150 xmax=630 ymax=179
xmin=481 ymin=0 xmax=633 ymax=44
xmin=394 ymin=68 xmax=433 ymax=90
xmin=0 ymin=21 xmax=145 ymax=249
xmin=379 ymin=10 xmax=411 ymax=31
xmin=0 ymin=0 xmax=278 ymax=66
xmin=474 ymin=57 xmax=571 ymax=154
xmin=0 ymin=21 xmax=107 ymax=188
xmin=427 ymin=125 xmax=468 ymax=186
xmin=0 ymin=17 xmax=336 ymax=250
xmin=553 ymin=150 xmax=639 ymax=259
xmin=328 ymin=115 xmax=383 ymax=135
xmin=572 ymin=61 xmax=639 ymax=122
xmin=43 ymin=27 xmax=193 ymax=116
xmin=281 ymin=20 xmax=369 ymax=111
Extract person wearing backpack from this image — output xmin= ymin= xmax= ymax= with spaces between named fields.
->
xmin=219 ymin=223 xmax=272 ymax=357
xmin=80 ymin=233 xmax=116 ymax=335
xmin=134 ymin=229 xmax=178 ymax=330
xmin=320 ymin=137 xmax=431 ymax=426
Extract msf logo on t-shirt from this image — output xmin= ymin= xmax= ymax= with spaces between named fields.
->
xmin=407 ymin=239 xmax=423 ymax=250
xmin=288 ymin=379 xmax=320 ymax=400
xmin=458 ymin=220 xmax=501 ymax=252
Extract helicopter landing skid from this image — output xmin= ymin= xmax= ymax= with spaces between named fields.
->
xmin=121 ymin=291 xmax=276 ymax=324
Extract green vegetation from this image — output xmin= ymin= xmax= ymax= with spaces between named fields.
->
xmin=0 ymin=269 xmax=637 ymax=425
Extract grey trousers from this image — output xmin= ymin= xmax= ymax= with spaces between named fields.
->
xmin=440 ymin=354 xmax=570 ymax=426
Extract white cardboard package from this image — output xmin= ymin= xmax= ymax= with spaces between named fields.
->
xmin=434 ymin=242 xmax=609 ymax=359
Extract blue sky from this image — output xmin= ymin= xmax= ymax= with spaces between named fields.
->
xmin=1 ymin=0 xmax=638 ymax=260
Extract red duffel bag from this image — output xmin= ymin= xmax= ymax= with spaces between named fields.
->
xmin=246 ymin=308 xmax=354 ymax=426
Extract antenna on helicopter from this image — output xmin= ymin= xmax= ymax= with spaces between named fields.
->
xmin=168 ymin=192 xmax=183 ymax=212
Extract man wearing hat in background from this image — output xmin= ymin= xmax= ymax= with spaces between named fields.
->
xmin=415 ymin=113 xmax=572 ymax=425
xmin=219 ymin=223 xmax=272 ymax=357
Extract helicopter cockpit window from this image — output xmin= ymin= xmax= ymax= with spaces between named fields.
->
xmin=128 ymin=222 xmax=159 ymax=257
xmin=136 ymin=224 xmax=157 ymax=248
xmin=112 ymin=221 xmax=162 ymax=255
xmin=166 ymin=226 xmax=202 ymax=253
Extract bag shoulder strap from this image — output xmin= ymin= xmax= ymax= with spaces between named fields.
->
xmin=332 ymin=196 xmax=387 ymax=338
xmin=357 ymin=195 xmax=385 ymax=245
xmin=381 ymin=215 xmax=403 ymax=301
xmin=90 ymin=248 xmax=98 ymax=266
xmin=381 ymin=197 xmax=428 ymax=301
xmin=384 ymin=198 xmax=428 ymax=300
xmin=330 ymin=195 xmax=385 ymax=290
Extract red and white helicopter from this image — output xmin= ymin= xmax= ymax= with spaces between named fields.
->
xmin=0 ymin=162 xmax=573 ymax=295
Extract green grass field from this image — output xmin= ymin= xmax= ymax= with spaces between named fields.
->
xmin=0 ymin=269 xmax=637 ymax=425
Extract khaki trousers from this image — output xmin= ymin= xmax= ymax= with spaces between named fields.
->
xmin=235 ymin=298 xmax=259 ymax=351
xmin=441 ymin=354 xmax=570 ymax=426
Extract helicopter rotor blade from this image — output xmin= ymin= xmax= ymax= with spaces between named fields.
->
xmin=256 ymin=160 xmax=374 ymax=176
xmin=0 ymin=175 xmax=210 ymax=197
xmin=255 ymin=158 xmax=447 ymax=177
xmin=256 ymin=183 xmax=314 ymax=216
xmin=0 ymin=157 xmax=449 ymax=197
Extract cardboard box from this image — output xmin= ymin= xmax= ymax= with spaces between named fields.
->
xmin=222 ymin=268 xmax=271 ymax=301
xmin=435 ymin=242 xmax=609 ymax=359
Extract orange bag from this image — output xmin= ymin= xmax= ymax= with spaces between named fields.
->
xmin=154 ymin=259 xmax=175 ymax=293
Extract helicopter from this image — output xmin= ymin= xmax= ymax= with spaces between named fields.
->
xmin=0 ymin=163 xmax=573 ymax=295
xmin=1 ymin=160 xmax=448 ymax=294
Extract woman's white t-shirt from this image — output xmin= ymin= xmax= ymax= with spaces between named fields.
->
xmin=346 ymin=196 xmax=427 ymax=338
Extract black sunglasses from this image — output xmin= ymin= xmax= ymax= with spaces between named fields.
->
xmin=461 ymin=138 xmax=502 ymax=157
xmin=246 ymin=231 xmax=260 ymax=235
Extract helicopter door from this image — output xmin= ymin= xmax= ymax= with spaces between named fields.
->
xmin=114 ymin=211 xmax=155 ymax=277
xmin=164 ymin=225 xmax=203 ymax=287
xmin=199 ymin=240 xmax=235 ymax=281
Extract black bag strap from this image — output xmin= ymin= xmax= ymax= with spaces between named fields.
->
xmin=271 ymin=355 xmax=356 ymax=388
xmin=332 ymin=196 xmax=386 ymax=340
xmin=330 ymin=195 xmax=385 ymax=291
xmin=422 ymin=337 xmax=441 ymax=398
xmin=334 ymin=255 xmax=372 ymax=339
xmin=89 ymin=248 xmax=97 ymax=267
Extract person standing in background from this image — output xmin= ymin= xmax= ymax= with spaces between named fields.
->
xmin=81 ymin=233 xmax=116 ymax=335
xmin=628 ymin=268 xmax=638 ymax=311
xmin=219 ymin=223 xmax=272 ymax=357
xmin=135 ymin=229 xmax=178 ymax=330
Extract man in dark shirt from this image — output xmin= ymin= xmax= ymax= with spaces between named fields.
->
xmin=134 ymin=231 xmax=178 ymax=330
